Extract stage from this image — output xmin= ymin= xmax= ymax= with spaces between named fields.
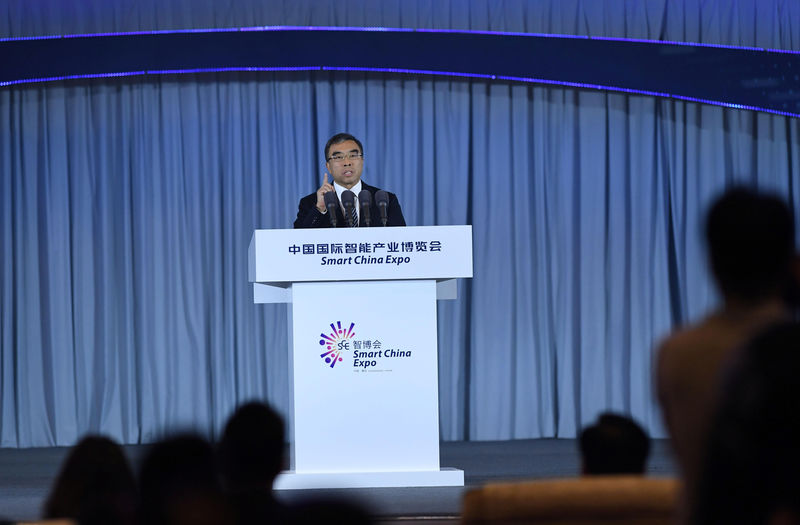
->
xmin=0 ymin=439 xmax=676 ymax=523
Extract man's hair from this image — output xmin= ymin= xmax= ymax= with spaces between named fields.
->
xmin=706 ymin=187 xmax=795 ymax=303
xmin=579 ymin=413 xmax=650 ymax=475
xmin=218 ymin=401 xmax=285 ymax=490
xmin=324 ymin=133 xmax=363 ymax=160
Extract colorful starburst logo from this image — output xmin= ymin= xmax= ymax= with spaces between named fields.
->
xmin=319 ymin=321 xmax=355 ymax=368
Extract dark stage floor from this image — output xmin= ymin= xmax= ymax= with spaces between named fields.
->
xmin=0 ymin=439 xmax=676 ymax=522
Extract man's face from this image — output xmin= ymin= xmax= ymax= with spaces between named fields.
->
xmin=325 ymin=140 xmax=363 ymax=190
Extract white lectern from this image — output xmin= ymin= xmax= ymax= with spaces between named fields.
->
xmin=248 ymin=225 xmax=472 ymax=489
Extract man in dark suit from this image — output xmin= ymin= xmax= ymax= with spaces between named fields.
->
xmin=294 ymin=133 xmax=406 ymax=228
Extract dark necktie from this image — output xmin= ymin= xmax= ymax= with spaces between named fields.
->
xmin=351 ymin=206 xmax=358 ymax=227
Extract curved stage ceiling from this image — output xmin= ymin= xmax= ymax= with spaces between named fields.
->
xmin=2 ymin=26 xmax=799 ymax=118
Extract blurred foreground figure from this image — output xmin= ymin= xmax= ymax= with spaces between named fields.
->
xmin=579 ymin=413 xmax=650 ymax=475
xmin=693 ymin=322 xmax=800 ymax=525
xmin=218 ymin=401 xmax=374 ymax=524
xmin=138 ymin=434 xmax=228 ymax=525
xmin=43 ymin=435 xmax=137 ymax=525
xmin=289 ymin=498 xmax=374 ymax=525
xmin=656 ymin=187 xmax=796 ymax=501
xmin=218 ymin=401 xmax=287 ymax=525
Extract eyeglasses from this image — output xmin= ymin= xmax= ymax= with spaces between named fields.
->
xmin=327 ymin=152 xmax=364 ymax=162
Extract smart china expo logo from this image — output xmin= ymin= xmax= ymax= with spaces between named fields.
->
xmin=319 ymin=321 xmax=355 ymax=368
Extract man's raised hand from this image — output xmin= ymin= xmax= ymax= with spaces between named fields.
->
xmin=316 ymin=172 xmax=335 ymax=212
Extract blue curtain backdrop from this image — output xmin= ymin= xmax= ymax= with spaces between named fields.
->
xmin=2 ymin=0 xmax=800 ymax=447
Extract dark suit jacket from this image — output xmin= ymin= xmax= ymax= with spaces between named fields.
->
xmin=293 ymin=181 xmax=406 ymax=228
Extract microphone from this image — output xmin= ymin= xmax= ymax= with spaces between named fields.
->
xmin=323 ymin=191 xmax=339 ymax=227
xmin=358 ymin=190 xmax=373 ymax=227
xmin=341 ymin=190 xmax=357 ymax=227
xmin=375 ymin=190 xmax=389 ymax=226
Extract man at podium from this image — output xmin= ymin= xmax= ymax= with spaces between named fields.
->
xmin=293 ymin=133 xmax=406 ymax=228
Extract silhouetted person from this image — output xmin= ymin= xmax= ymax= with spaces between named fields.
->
xmin=218 ymin=401 xmax=287 ymax=525
xmin=138 ymin=434 xmax=228 ymax=525
xmin=579 ymin=413 xmax=650 ymax=475
xmin=42 ymin=435 xmax=137 ymax=525
xmin=289 ymin=498 xmax=374 ymax=525
xmin=693 ymin=321 xmax=800 ymax=525
xmin=656 ymin=187 xmax=796 ymax=505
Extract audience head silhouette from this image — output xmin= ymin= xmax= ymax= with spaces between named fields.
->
xmin=138 ymin=433 xmax=228 ymax=525
xmin=289 ymin=497 xmax=374 ymax=525
xmin=218 ymin=400 xmax=285 ymax=491
xmin=706 ymin=187 xmax=795 ymax=304
xmin=579 ymin=413 xmax=650 ymax=475
xmin=694 ymin=321 xmax=800 ymax=525
xmin=43 ymin=435 xmax=137 ymax=525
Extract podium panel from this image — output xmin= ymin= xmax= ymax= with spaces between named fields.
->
xmin=290 ymin=280 xmax=440 ymax=473
xmin=250 ymin=226 xmax=471 ymax=489
xmin=249 ymin=225 xmax=472 ymax=284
